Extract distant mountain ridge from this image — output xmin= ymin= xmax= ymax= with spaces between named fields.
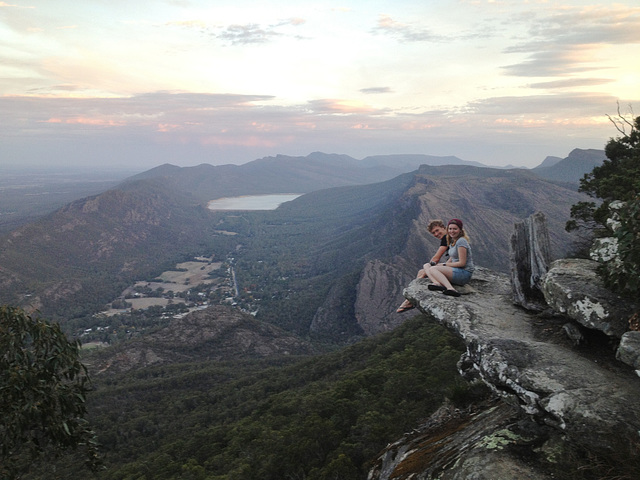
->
xmin=123 ymin=152 xmax=489 ymax=203
xmin=536 ymin=155 xmax=563 ymax=168
xmin=532 ymin=148 xmax=605 ymax=184
xmin=126 ymin=150 xmax=603 ymax=205
xmin=0 ymin=153 xmax=592 ymax=336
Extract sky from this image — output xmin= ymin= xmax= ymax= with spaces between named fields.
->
xmin=1 ymin=0 xmax=639 ymax=171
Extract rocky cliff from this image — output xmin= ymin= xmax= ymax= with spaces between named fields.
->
xmin=88 ymin=305 xmax=316 ymax=375
xmin=368 ymin=217 xmax=640 ymax=479
xmin=312 ymin=167 xmax=591 ymax=340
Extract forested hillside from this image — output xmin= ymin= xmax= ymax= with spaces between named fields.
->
xmin=2 ymin=155 xmax=596 ymax=479
xmin=24 ymin=316 xmax=471 ymax=480
xmin=0 ymin=182 xmax=228 ymax=319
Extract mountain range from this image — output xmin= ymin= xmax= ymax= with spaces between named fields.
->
xmin=531 ymin=148 xmax=606 ymax=183
xmin=0 ymin=148 xmax=607 ymax=479
xmin=0 ymin=151 xmax=592 ymax=341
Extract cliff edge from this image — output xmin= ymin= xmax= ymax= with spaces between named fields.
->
xmin=369 ymin=220 xmax=640 ymax=479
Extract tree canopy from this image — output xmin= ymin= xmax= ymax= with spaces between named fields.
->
xmin=567 ymin=110 xmax=640 ymax=297
xmin=0 ymin=306 xmax=99 ymax=479
xmin=567 ymin=112 xmax=640 ymax=230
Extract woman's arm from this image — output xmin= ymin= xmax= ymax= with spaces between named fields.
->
xmin=454 ymin=246 xmax=467 ymax=268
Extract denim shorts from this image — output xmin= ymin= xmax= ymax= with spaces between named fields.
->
xmin=451 ymin=267 xmax=472 ymax=286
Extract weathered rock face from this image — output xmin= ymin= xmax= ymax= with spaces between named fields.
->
xmin=510 ymin=211 xmax=551 ymax=311
xmin=368 ymin=400 xmax=556 ymax=480
xmin=354 ymin=259 xmax=410 ymax=335
xmin=617 ymin=331 xmax=640 ymax=371
xmin=370 ymin=266 xmax=640 ymax=479
xmin=542 ymin=258 xmax=636 ymax=338
xmin=91 ymin=305 xmax=315 ymax=375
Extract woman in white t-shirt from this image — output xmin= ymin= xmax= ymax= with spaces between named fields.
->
xmin=425 ymin=218 xmax=474 ymax=297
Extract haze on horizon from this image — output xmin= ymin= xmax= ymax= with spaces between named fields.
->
xmin=1 ymin=0 xmax=639 ymax=172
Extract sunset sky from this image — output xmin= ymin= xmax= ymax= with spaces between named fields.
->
xmin=1 ymin=0 xmax=639 ymax=171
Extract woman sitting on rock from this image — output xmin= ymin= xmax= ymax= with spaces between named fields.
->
xmin=425 ymin=218 xmax=474 ymax=297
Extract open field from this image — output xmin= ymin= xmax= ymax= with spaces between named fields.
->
xmin=154 ymin=261 xmax=223 ymax=286
xmin=102 ymin=258 xmax=226 ymax=315
xmin=101 ymin=297 xmax=187 ymax=316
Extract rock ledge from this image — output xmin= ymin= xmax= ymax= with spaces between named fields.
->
xmin=369 ymin=266 xmax=640 ymax=479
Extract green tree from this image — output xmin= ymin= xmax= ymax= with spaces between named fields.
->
xmin=566 ymin=111 xmax=640 ymax=232
xmin=599 ymin=196 xmax=640 ymax=296
xmin=566 ymin=109 xmax=640 ymax=298
xmin=0 ymin=306 xmax=100 ymax=479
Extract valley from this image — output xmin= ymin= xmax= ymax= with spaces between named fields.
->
xmin=0 ymin=152 xmax=603 ymax=479
xmin=81 ymin=255 xmax=238 ymax=346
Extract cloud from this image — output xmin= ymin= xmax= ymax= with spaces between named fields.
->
xmin=165 ymin=17 xmax=306 ymax=46
xmin=373 ymin=14 xmax=446 ymax=42
xmin=502 ymin=5 xmax=640 ymax=78
xmin=528 ymin=78 xmax=615 ymax=89
xmin=0 ymin=92 xmax=276 ymax=136
xmin=501 ymin=47 xmax=600 ymax=77
xmin=0 ymin=2 xmax=34 ymax=7
xmin=360 ymin=87 xmax=392 ymax=94
xmin=306 ymin=99 xmax=381 ymax=114
xmin=0 ymin=88 xmax=630 ymax=170
xmin=464 ymin=92 xmax=620 ymax=117
xmin=217 ymin=23 xmax=280 ymax=45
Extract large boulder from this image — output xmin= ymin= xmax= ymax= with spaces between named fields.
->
xmin=368 ymin=400 xmax=554 ymax=480
xmin=541 ymin=258 xmax=636 ymax=338
xmin=616 ymin=331 xmax=640 ymax=375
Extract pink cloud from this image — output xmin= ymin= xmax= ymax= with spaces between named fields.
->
xmin=43 ymin=117 xmax=125 ymax=127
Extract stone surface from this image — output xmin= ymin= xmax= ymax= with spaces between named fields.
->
xmin=617 ymin=331 xmax=640 ymax=371
xmin=509 ymin=211 xmax=551 ymax=311
xmin=392 ymin=267 xmax=640 ymax=474
xmin=367 ymin=400 xmax=554 ymax=480
xmin=541 ymin=258 xmax=636 ymax=338
xmin=92 ymin=305 xmax=315 ymax=374
xmin=354 ymin=259 xmax=409 ymax=335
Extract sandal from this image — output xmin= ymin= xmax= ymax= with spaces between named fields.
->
xmin=443 ymin=289 xmax=461 ymax=297
xmin=396 ymin=302 xmax=415 ymax=313
xmin=428 ymin=284 xmax=446 ymax=291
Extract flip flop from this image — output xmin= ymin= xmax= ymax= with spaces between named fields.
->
xmin=396 ymin=303 xmax=415 ymax=313
xmin=443 ymin=289 xmax=461 ymax=297
xmin=428 ymin=284 xmax=446 ymax=291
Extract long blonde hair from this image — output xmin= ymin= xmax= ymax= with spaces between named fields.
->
xmin=446 ymin=219 xmax=470 ymax=246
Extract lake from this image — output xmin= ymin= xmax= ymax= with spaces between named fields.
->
xmin=207 ymin=194 xmax=303 ymax=211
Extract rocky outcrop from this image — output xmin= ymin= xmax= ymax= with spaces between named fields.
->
xmin=354 ymin=260 xmax=410 ymax=335
xmin=542 ymin=258 xmax=636 ymax=338
xmin=368 ymin=399 xmax=556 ymax=480
xmin=510 ymin=211 xmax=551 ymax=311
xmin=617 ymin=331 xmax=640 ymax=371
xmin=90 ymin=305 xmax=315 ymax=375
xmin=370 ymin=265 xmax=640 ymax=479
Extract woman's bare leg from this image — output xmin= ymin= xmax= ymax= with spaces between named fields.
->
xmin=426 ymin=266 xmax=456 ymax=291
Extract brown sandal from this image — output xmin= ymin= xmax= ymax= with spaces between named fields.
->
xmin=396 ymin=302 xmax=415 ymax=313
